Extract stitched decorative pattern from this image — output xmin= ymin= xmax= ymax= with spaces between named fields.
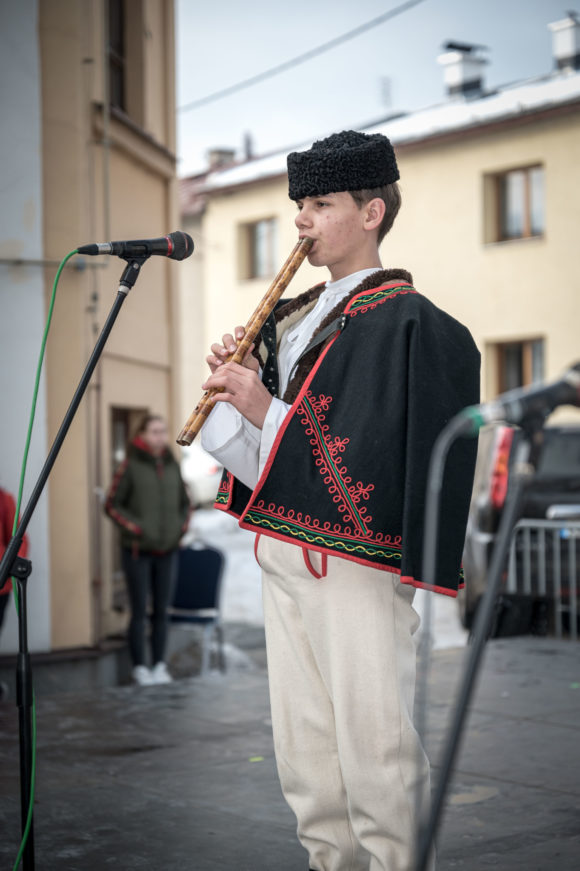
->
xmin=348 ymin=285 xmax=416 ymax=315
xmin=298 ymin=391 xmax=374 ymax=535
xmin=244 ymin=503 xmax=402 ymax=564
xmin=215 ymin=474 xmax=232 ymax=506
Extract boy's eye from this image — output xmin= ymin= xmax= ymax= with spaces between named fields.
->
xmin=316 ymin=201 xmax=329 ymax=207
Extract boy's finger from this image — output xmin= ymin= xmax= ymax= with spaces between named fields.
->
xmin=222 ymin=332 xmax=237 ymax=353
xmin=243 ymin=344 xmax=259 ymax=370
xmin=210 ymin=344 xmax=227 ymax=360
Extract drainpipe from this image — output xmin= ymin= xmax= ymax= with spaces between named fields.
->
xmin=86 ymin=0 xmax=114 ymax=647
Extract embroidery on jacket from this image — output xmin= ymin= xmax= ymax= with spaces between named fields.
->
xmin=299 ymin=391 xmax=373 ymax=535
xmin=347 ymin=285 xmax=416 ymax=315
xmin=243 ymin=502 xmax=403 ymax=563
xmin=215 ymin=473 xmax=233 ymax=506
xmin=242 ymin=389 xmax=404 ymax=566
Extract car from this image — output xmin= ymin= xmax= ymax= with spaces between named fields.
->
xmin=180 ymin=442 xmax=223 ymax=508
xmin=459 ymin=424 xmax=580 ymax=634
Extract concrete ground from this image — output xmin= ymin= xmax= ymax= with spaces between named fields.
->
xmin=1 ymin=633 xmax=579 ymax=871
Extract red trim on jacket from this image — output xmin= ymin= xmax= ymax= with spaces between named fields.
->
xmin=234 ymin=280 xmax=461 ymax=597
xmin=248 ymin=280 xmax=411 ymax=499
xmin=215 ymin=471 xmax=236 ymax=513
xmin=302 ymin=548 xmax=328 ymax=579
xmin=104 ymin=458 xmax=143 ymax=535
xmin=243 ymin=520 xmax=459 ymax=597
xmin=132 ymin=435 xmax=155 ymax=455
xmin=253 ymin=330 xmax=340 ymax=496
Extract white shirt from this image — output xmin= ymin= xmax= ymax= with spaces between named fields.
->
xmin=201 ymin=268 xmax=379 ymax=490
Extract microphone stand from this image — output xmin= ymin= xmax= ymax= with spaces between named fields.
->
xmin=0 ymin=256 xmax=147 ymax=871
xmin=415 ymin=416 xmax=546 ymax=870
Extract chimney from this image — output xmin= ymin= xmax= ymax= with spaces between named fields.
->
xmin=207 ymin=148 xmax=236 ymax=169
xmin=548 ymin=13 xmax=580 ymax=72
xmin=243 ymin=132 xmax=254 ymax=161
xmin=437 ymin=41 xmax=488 ymax=99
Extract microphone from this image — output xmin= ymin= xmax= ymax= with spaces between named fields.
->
xmin=462 ymin=362 xmax=580 ymax=433
xmin=77 ymin=230 xmax=194 ymax=261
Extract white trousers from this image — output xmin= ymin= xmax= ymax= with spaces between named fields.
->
xmin=258 ymin=535 xmax=432 ymax=871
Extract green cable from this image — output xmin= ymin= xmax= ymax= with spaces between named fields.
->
xmin=457 ymin=406 xmax=487 ymax=436
xmin=11 ymin=249 xmax=78 ymax=871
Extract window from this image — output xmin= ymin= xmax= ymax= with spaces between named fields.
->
xmin=239 ymin=218 xmax=278 ymax=280
xmin=107 ymin=0 xmax=126 ymax=111
xmin=494 ymin=166 xmax=545 ymax=241
xmin=495 ymin=338 xmax=544 ymax=395
xmin=106 ymin=1 xmax=146 ymax=127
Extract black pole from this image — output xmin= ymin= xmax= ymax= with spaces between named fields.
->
xmin=415 ymin=428 xmax=542 ymax=870
xmin=1 ymin=257 xmax=145 ymax=870
xmin=16 ymin=574 xmax=34 ymax=869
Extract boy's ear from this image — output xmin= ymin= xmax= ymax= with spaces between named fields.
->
xmin=364 ymin=197 xmax=386 ymax=232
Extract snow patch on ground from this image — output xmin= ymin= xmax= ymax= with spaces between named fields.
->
xmin=187 ymin=509 xmax=467 ymax=649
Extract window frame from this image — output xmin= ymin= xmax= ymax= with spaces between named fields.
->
xmin=494 ymin=337 xmax=545 ymax=396
xmin=107 ymin=0 xmax=126 ymax=112
xmin=238 ymin=217 xmax=278 ymax=281
xmin=494 ymin=164 xmax=545 ymax=243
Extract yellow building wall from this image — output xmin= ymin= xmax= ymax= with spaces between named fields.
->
xmin=104 ymin=155 xmax=173 ymax=365
xmin=196 ymin=109 xmax=580 ymax=430
xmin=178 ymin=212 xmax=206 ymax=424
xmin=200 ymin=179 xmax=321 ymax=370
xmin=39 ymin=0 xmax=178 ymax=649
xmin=40 ymin=1 xmax=95 ymax=648
xmin=388 ymin=112 xmax=580 ymax=409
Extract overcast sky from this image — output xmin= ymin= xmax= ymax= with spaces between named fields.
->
xmin=176 ymin=0 xmax=569 ymax=177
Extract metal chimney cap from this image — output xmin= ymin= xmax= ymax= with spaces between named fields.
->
xmin=442 ymin=40 xmax=489 ymax=54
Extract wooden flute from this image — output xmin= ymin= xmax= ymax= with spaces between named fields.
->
xmin=176 ymin=236 xmax=313 ymax=446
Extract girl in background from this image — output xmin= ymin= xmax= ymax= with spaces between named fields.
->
xmin=105 ymin=415 xmax=190 ymax=686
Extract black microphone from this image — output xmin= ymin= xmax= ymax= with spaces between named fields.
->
xmin=77 ymin=230 xmax=194 ymax=261
xmin=462 ymin=362 xmax=580 ymax=433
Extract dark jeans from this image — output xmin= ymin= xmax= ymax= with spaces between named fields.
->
xmin=121 ymin=549 xmax=178 ymax=668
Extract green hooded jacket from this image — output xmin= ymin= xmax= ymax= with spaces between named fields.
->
xmin=105 ymin=437 xmax=190 ymax=553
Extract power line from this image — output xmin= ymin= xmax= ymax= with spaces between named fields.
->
xmin=178 ymin=0 xmax=428 ymax=113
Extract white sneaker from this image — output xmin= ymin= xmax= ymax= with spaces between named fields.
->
xmin=132 ymin=665 xmax=153 ymax=686
xmin=150 ymin=662 xmax=172 ymax=685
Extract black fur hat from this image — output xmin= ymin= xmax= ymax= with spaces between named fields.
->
xmin=287 ymin=130 xmax=399 ymax=200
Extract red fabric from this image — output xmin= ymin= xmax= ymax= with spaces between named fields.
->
xmin=104 ymin=458 xmax=143 ymax=536
xmin=132 ymin=435 xmax=155 ymax=456
xmin=0 ymin=488 xmax=29 ymax=595
xmin=302 ymin=548 xmax=328 ymax=579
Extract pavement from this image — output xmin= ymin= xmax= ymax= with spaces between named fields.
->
xmin=1 ymin=630 xmax=579 ymax=871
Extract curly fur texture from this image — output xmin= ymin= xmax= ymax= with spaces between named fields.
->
xmin=287 ymin=131 xmax=400 ymax=201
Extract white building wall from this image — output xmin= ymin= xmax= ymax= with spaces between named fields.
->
xmin=0 ymin=0 xmax=51 ymax=652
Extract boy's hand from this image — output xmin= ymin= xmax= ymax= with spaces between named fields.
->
xmin=202 ymin=362 xmax=272 ymax=429
xmin=206 ymin=326 xmax=259 ymax=375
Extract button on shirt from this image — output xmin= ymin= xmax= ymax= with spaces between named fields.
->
xmin=201 ymin=268 xmax=379 ymax=491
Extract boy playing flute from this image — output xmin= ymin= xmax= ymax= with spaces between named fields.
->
xmin=201 ymin=130 xmax=480 ymax=871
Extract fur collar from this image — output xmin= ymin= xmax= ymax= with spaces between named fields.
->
xmin=282 ymin=268 xmax=413 ymax=403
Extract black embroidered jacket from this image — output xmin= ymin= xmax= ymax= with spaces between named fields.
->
xmin=215 ymin=269 xmax=480 ymax=596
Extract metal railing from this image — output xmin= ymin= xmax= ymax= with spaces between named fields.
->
xmin=507 ymin=519 xmax=580 ymax=640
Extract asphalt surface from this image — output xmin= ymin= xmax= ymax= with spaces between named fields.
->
xmin=1 ymin=631 xmax=579 ymax=871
